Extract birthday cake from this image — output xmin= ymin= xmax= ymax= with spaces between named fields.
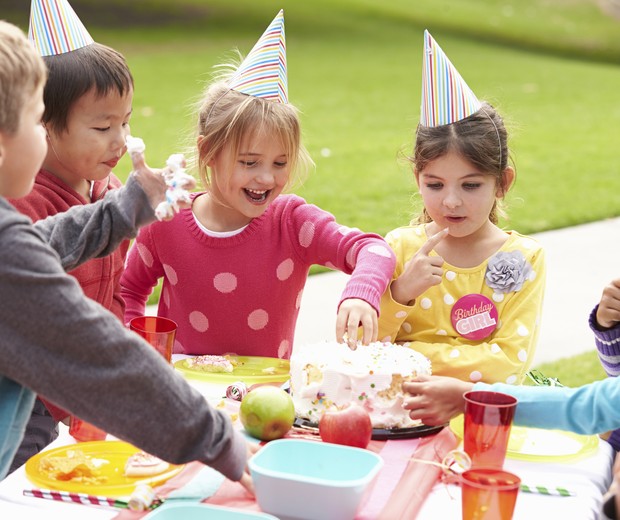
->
xmin=289 ymin=341 xmax=431 ymax=429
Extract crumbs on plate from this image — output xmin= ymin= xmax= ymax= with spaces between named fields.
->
xmin=38 ymin=449 xmax=108 ymax=484
xmin=186 ymin=354 xmax=240 ymax=373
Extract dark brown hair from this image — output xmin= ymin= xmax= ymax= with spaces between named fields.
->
xmin=411 ymin=101 xmax=514 ymax=224
xmin=42 ymin=43 xmax=133 ymax=133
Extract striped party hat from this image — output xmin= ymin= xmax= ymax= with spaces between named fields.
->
xmin=228 ymin=9 xmax=288 ymax=103
xmin=420 ymin=30 xmax=481 ymax=127
xmin=29 ymin=0 xmax=94 ymax=57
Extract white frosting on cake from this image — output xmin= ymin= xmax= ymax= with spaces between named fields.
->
xmin=290 ymin=341 xmax=431 ymax=429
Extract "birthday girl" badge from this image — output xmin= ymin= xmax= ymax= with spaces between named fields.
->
xmin=450 ymin=294 xmax=498 ymax=341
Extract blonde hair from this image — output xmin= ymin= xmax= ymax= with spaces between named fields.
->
xmin=410 ymin=101 xmax=514 ymax=225
xmin=0 ymin=21 xmax=47 ymax=135
xmin=194 ymin=61 xmax=313 ymax=192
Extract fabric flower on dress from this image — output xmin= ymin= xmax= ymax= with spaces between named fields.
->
xmin=485 ymin=250 xmax=532 ymax=293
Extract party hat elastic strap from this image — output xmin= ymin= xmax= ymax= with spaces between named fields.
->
xmin=29 ymin=0 xmax=94 ymax=57
xmin=420 ymin=30 xmax=481 ymax=127
xmin=228 ymin=9 xmax=288 ymax=103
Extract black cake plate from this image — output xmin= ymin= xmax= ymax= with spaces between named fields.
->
xmin=293 ymin=417 xmax=446 ymax=440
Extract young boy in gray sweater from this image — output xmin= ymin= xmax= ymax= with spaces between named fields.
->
xmin=0 ymin=21 xmax=255 ymax=491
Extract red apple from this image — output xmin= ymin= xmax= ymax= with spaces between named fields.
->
xmin=318 ymin=404 xmax=373 ymax=449
xmin=240 ymin=386 xmax=295 ymax=441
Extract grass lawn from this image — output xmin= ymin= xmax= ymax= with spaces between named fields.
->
xmin=6 ymin=0 xmax=620 ymax=237
xmin=5 ymin=0 xmax=619 ymax=386
xmin=532 ymin=350 xmax=607 ymax=387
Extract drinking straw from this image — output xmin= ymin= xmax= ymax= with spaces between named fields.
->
xmin=465 ymin=476 xmax=575 ymax=498
xmin=520 ymin=484 xmax=575 ymax=497
xmin=23 ymin=488 xmax=163 ymax=510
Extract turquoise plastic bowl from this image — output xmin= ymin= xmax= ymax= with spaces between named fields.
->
xmin=249 ymin=439 xmax=383 ymax=520
xmin=144 ymin=502 xmax=279 ymax=519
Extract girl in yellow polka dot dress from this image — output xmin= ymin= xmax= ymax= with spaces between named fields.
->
xmin=378 ymin=31 xmax=546 ymax=385
xmin=120 ymin=12 xmax=396 ymax=359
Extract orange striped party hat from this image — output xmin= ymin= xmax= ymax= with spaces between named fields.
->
xmin=29 ymin=0 xmax=94 ymax=57
xmin=228 ymin=9 xmax=288 ymax=103
xmin=420 ymin=30 xmax=481 ymax=127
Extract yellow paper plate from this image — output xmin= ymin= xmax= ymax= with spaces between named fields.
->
xmin=25 ymin=440 xmax=184 ymax=496
xmin=174 ymin=355 xmax=290 ymax=385
xmin=450 ymin=414 xmax=599 ymax=463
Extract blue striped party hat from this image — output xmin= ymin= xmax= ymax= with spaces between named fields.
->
xmin=228 ymin=9 xmax=288 ymax=103
xmin=29 ymin=0 xmax=94 ymax=57
xmin=420 ymin=30 xmax=481 ymax=127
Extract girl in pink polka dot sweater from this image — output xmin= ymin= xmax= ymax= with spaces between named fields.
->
xmin=120 ymin=66 xmax=396 ymax=360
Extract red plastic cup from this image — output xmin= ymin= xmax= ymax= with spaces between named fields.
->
xmin=129 ymin=316 xmax=177 ymax=363
xmin=461 ymin=468 xmax=520 ymax=520
xmin=463 ymin=390 xmax=517 ymax=469
xmin=69 ymin=416 xmax=107 ymax=442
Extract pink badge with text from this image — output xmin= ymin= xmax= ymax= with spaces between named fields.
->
xmin=451 ymin=294 xmax=498 ymax=341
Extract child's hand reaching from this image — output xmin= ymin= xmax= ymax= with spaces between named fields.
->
xmin=239 ymin=441 xmax=260 ymax=496
xmin=391 ymin=228 xmax=449 ymax=305
xmin=126 ymin=136 xmax=196 ymax=221
xmin=402 ymin=374 xmax=473 ymax=426
xmin=126 ymin=141 xmax=167 ymax=216
xmin=596 ymin=278 xmax=620 ymax=329
xmin=336 ymin=298 xmax=378 ymax=349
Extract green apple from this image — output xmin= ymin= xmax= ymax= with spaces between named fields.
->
xmin=239 ymin=385 xmax=295 ymax=441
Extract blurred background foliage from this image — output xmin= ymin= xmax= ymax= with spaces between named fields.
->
xmin=4 ymin=1 xmax=619 ymax=383
xmin=4 ymin=0 xmax=620 ymax=237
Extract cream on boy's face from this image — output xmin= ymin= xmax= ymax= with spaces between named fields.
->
xmin=0 ymin=84 xmax=47 ymax=199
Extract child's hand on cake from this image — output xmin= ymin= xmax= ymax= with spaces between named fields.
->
xmin=336 ymin=298 xmax=378 ymax=349
xmin=402 ymin=374 xmax=473 ymax=426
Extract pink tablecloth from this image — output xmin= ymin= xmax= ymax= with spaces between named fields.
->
xmin=112 ymin=427 xmax=458 ymax=520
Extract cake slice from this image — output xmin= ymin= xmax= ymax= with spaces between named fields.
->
xmin=124 ymin=451 xmax=169 ymax=477
xmin=186 ymin=354 xmax=236 ymax=373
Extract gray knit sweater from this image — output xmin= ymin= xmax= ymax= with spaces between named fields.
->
xmin=0 ymin=174 xmax=246 ymax=481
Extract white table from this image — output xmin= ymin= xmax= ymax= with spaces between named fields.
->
xmin=0 ymin=358 xmax=615 ymax=519
xmin=416 ymin=434 xmax=614 ymax=519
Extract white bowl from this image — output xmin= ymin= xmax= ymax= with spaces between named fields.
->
xmin=249 ymin=439 xmax=383 ymax=520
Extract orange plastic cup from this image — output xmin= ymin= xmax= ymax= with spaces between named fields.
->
xmin=69 ymin=416 xmax=107 ymax=442
xmin=463 ymin=391 xmax=517 ymax=469
xmin=129 ymin=316 xmax=177 ymax=363
xmin=461 ymin=468 xmax=520 ymax=520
